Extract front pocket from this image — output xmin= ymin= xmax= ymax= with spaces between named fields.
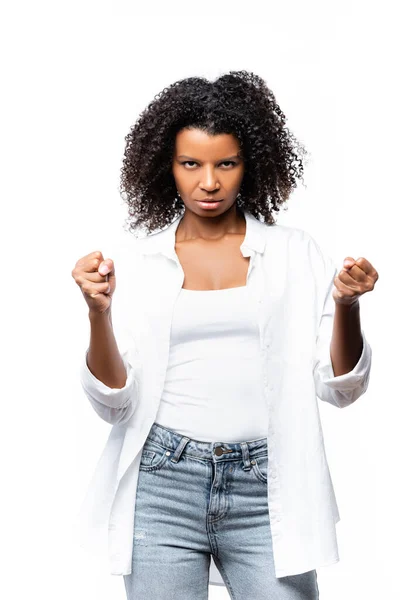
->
xmin=139 ymin=445 xmax=169 ymax=472
xmin=252 ymin=453 xmax=269 ymax=484
xmin=140 ymin=450 xmax=157 ymax=466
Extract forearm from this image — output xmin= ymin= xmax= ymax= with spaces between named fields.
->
xmin=330 ymin=300 xmax=363 ymax=377
xmin=87 ymin=310 xmax=127 ymax=388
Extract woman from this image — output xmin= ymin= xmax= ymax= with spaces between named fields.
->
xmin=72 ymin=71 xmax=377 ymax=599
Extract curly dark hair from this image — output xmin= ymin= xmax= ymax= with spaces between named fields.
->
xmin=119 ymin=70 xmax=309 ymax=236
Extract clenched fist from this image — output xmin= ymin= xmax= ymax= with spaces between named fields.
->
xmin=71 ymin=251 xmax=116 ymax=314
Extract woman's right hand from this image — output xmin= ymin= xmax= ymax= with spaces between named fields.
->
xmin=71 ymin=251 xmax=116 ymax=314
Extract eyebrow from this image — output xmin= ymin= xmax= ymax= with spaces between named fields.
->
xmin=177 ymin=154 xmax=242 ymax=161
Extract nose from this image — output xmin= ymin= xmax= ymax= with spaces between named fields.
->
xmin=199 ymin=165 xmax=221 ymax=191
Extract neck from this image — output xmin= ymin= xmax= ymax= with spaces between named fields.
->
xmin=175 ymin=204 xmax=245 ymax=244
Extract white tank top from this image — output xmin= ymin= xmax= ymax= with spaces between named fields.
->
xmin=155 ymin=285 xmax=268 ymax=443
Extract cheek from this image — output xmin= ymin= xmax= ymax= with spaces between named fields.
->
xmin=171 ymin=161 xmax=185 ymax=179
xmin=172 ymin=165 xmax=189 ymax=183
xmin=233 ymin=166 xmax=245 ymax=184
xmin=228 ymin=171 xmax=245 ymax=191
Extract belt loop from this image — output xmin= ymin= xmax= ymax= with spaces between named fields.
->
xmin=170 ymin=436 xmax=191 ymax=463
xmin=240 ymin=442 xmax=251 ymax=471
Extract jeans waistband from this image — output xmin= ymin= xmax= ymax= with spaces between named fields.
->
xmin=146 ymin=421 xmax=268 ymax=466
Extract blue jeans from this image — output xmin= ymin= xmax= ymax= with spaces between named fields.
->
xmin=123 ymin=422 xmax=319 ymax=599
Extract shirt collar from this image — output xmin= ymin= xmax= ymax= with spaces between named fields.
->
xmin=138 ymin=209 xmax=268 ymax=259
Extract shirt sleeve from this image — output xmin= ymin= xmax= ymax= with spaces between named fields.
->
xmin=78 ymin=240 xmax=142 ymax=425
xmin=80 ymin=347 xmax=139 ymax=424
xmin=312 ymin=249 xmax=373 ymax=409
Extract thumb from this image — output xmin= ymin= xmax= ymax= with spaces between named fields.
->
xmin=98 ymin=259 xmax=114 ymax=276
xmin=343 ymin=257 xmax=355 ymax=270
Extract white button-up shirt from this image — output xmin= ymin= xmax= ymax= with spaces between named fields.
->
xmin=74 ymin=210 xmax=372 ymax=588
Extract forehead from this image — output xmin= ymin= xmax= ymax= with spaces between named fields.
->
xmin=174 ymin=128 xmax=240 ymax=157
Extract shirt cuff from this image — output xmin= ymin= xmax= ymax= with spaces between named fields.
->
xmin=80 ymin=348 xmax=135 ymax=409
xmin=317 ymin=329 xmax=372 ymax=390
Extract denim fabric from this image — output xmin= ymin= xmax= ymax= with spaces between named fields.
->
xmin=123 ymin=422 xmax=319 ymax=600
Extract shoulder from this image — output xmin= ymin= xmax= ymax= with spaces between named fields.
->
xmin=264 ymin=222 xmax=337 ymax=279
xmin=265 ymin=222 xmax=317 ymax=245
xmin=271 ymin=222 xmax=328 ymax=250
xmin=106 ymin=234 xmax=145 ymax=281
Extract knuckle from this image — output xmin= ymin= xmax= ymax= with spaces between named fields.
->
xmin=76 ymin=274 xmax=86 ymax=286
xmin=82 ymin=284 xmax=92 ymax=295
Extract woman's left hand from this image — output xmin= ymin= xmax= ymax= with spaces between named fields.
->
xmin=333 ymin=257 xmax=379 ymax=306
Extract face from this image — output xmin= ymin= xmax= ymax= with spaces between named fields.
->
xmin=171 ymin=127 xmax=245 ymax=216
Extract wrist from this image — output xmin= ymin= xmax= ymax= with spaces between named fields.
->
xmin=89 ymin=309 xmax=112 ymax=322
xmin=334 ymin=298 xmax=360 ymax=311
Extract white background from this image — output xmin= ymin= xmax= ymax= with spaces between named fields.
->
xmin=1 ymin=0 xmax=398 ymax=598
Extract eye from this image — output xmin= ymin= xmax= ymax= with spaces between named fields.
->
xmin=181 ymin=161 xmax=236 ymax=168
